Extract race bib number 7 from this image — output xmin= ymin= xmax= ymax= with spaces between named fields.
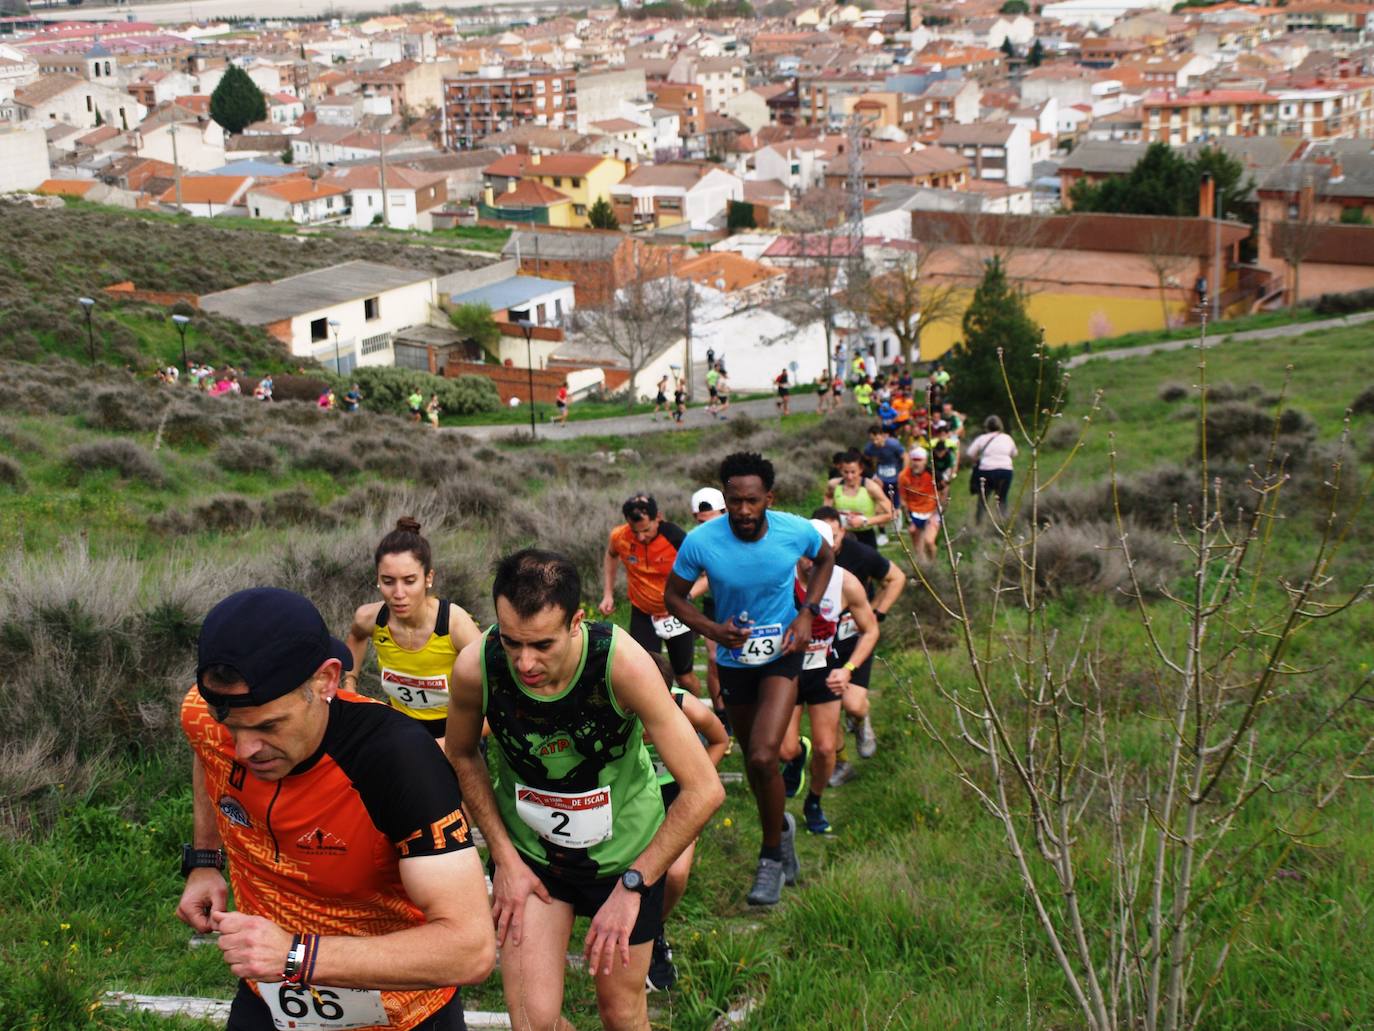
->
xmin=729 ymin=624 xmax=782 ymax=666
xmin=515 ymin=783 xmax=614 ymax=848
xmin=651 ymin=613 xmax=691 ymax=640
xmin=258 ymin=982 xmax=388 ymax=1030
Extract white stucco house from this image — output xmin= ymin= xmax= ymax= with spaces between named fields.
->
xmin=0 ymin=123 xmax=49 ymax=191
xmin=245 ymin=178 xmax=350 ymax=224
xmin=199 ymin=260 xmax=441 ymax=371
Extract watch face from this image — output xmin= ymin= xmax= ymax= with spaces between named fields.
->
xmin=622 ymin=870 xmax=644 ymax=892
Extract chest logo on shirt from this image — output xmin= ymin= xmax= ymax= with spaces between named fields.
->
xmin=526 ymin=731 xmax=581 ymax=778
xmin=218 ymin=795 xmax=251 ymax=829
xmin=296 ymin=828 xmax=349 ymax=854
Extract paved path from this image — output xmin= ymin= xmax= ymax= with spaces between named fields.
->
xmin=453 ymin=390 xmax=823 ymax=442
xmin=1064 ymin=310 xmax=1374 ymax=369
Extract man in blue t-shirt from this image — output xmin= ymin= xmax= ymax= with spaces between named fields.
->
xmin=665 ymin=451 xmax=835 ymax=907
xmin=863 ymin=423 xmax=906 ymax=541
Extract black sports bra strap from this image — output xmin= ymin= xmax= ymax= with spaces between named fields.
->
xmin=376 ymin=604 xmax=390 ymax=628
xmin=435 ymin=598 xmax=451 ymax=637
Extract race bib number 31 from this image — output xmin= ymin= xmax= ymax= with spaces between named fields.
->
xmin=380 ymin=668 xmax=448 ymax=711
xmin=729 ymin=624 xmax=782 ymax=666
xmin=258 ymin=982 xmax=388 ymax=1030
xmin=515 ymin=783 xmax=614 ymax=848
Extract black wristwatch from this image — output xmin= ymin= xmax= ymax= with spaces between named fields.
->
xmin=181 ymin=843 xmax=226 ymax=878
xmin=803 ymin=602 xmax=821 ymax=617
xmin=620 ymin=869 xmax=650 ymax=896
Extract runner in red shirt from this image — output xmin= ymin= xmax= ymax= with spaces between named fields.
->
xmin=897 ymin=447 xmax=941 ymax=563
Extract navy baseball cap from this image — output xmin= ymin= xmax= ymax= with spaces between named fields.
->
xmin=196 ymin=588 xmax=352 ymax=712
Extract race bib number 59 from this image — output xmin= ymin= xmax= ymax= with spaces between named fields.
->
xmin=258 ymin=982 xmax=388 ymax=1030
xmin=651 ymin=613 xmax=691 ymax=640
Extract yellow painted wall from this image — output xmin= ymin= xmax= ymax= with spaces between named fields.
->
xmin=530 ymin=160 xmax=626 ymax=228
xmin=917 ymin=287 xmax=1246 ymax=360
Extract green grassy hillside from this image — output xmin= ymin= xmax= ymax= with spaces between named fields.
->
xmin=1 ymin=326 xmax=1372 ymax=1029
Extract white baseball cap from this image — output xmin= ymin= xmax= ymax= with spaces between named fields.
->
xmin=909 ymin=446 xmax=928 ymax=460
xmin=808 ymin=518 xmax=835 ymax=547
xmin=691 ymin=487 xmax=726 ymax=513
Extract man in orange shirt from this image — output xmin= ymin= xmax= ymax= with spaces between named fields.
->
xmin=890 ymin=389 xmax=914 ymax=442
xmin=600 ymin=493 xmax=703 ymax=696
xmin=177 ymin=588 xmax=495 ymax=1031
xmin=897 ymin=447 xmax=941 ymax=563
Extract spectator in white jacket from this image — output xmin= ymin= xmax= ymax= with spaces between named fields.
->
xmin=965 ymin=415 xmax=1018 ymax=523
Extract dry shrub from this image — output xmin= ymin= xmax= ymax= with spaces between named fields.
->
xmin=1044 ymin=421 xmax=1080 ymax=450
xmin=215 ymin=437 xmax=281 ymax=476
xmin=1158 ymin=382 xmax=1189 ymax=403
xmin=151 ymin=494 xmax=260 ymax=536
xmin=65 ymin=439 xmax=165 ymax=487
xmin=1201 ymin=401 xmax=1317 ymax=462
xmin=272 ymin=401 xmax=327 ymax=428
xmin=1031 ymin=520 xmax=1177 ymax=600
xmin=262 ymin=488 xmax=338 ymax=529
xmin=1204 ymin=382 xmax=1262 ymax=404
xmin=0 ymin=455 xmax=24 ymax=490
xmin=162 ymin=401 xmax=246 ymax=449
xmin=293 ymin=444 xmax=362 ymax=477
xmin=1352 ymin=386 xmax=1374 ymax=416
xmin=1039 ymin=465 xmax=1200 ymax=532
xmin=86 ymin=387 xmax=165 ymax=432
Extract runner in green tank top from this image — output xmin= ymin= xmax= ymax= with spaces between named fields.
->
xmin=446 ymin=549 xmax=723 ymax=1031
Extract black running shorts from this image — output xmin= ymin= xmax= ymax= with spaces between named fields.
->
xmin=717 ymin=651 xmax=803 ymax=707
xmin=629 ymin=607 xmax=696 ymax=676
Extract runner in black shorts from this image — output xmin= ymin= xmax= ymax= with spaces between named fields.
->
xmin=665 ymin=452 xmax=835 ymax=906
xmin=811 ymin=506 xmax=907 ymax=782
xmin=600 ymin=494 xmax=701 ymax=697
xmin=774 ymin=368 xmax=791 ymax=416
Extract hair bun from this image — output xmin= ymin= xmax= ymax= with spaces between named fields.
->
xmin=395 ymin=516 xmax=422 ymax=534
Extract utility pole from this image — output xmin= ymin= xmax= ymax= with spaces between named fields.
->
xmin=379 ymin=132 xmax=389 ymax=228
xmin=170 ymin=120 xmax=183 ymax=212
xmin=683 ymin=265 xmax=694 ymax=401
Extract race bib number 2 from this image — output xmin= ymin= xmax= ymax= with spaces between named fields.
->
xmin=258 ymin=982 xmax=388 ymax=1030
xmin=515 ymin=783 xmax=614 ymax=848
xmin=729 ymin=624 xmax=782 ymax=666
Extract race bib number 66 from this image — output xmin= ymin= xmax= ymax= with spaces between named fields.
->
xmin=258 ymin=982 xmax=387 ymax=1030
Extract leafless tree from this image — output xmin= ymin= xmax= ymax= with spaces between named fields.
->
xmin=894 ymin=342 xmax=1374 ymax=1030
xmin=578 ymin=266 xmax=684 ymax=412
xmin=865 ymin=248 xmax=963 ymax=365
xmin=1269 ymin=176 xmax=1325 ymax=311
xmin=1140 ymin=220 xmax=1198 ymax=328
xmin=772 ymin=186 xmax=851 ymax=383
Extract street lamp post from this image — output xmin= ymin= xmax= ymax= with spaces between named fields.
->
xmin=328 ymin=318 xmax=343 ymax=374
xmin=171 ymin=313 xmax=191 ymax=372
xmin=78 ymin=296 xmax=96 ymax=363
xmin=517 ymin=318 xmax=536 ymax=438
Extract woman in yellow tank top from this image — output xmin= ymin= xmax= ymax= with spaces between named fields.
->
xmin=345 ymin=517 xmax=480 ymax=747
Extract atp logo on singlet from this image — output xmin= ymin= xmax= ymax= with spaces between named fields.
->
xmin=296 ymin=828 xmax=349 ymax=854
xmin=527 ymin=732 xmax=581 ymax=778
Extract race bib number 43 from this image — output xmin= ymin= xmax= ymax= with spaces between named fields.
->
xmin=729 ymin=624 xmax=782 ymax=666
xmin=258 ymin=982 xmax=388 ymax=1030
xmin=651 ymin=613 xmax=691 ymax=640
xmin=380 ymin=668 xmax=448 ymax=711
xmin=515 ymin=783 xmax=614 ymax=848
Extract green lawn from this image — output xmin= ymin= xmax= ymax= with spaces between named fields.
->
xmin=2 ymin=326 xmax=1373 ymax=1029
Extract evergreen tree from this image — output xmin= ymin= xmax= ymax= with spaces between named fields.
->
xmin=587 ymin=196 xmax=619 ymax=230
xmin=210 ymin=65 xmax=268 ymax=135
xmin=944 ymin=257 xmax=1061 ymax=424
xmin=727 ymin=199 xmax=757 ymax=231
xmin=1000 ymin=36 xmax=1015 ymax=58
xmin=1028 ymin=39 xmax=1045 ymax=66
xmin=1069 ymin=142 xmax=1250 ymax=220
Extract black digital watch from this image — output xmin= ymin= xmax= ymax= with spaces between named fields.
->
xmin=181 ymin=844 xmax=226 ymax=878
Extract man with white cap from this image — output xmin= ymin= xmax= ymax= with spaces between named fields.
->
xmin=898 ymin=446 xmax=941 ymax=563
xmin=689 ymin=487 xmax=728 ymax=725
xmin=777 ymin=520 xmax=880 ymax=835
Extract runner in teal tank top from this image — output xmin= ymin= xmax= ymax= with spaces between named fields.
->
xmin=445 ymin=549 xmax=724 ymax=1030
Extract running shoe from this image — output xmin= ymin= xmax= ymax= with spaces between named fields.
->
xmin=828 ymin=760 xmax=857 ymax=788
xmin=780 ymin=812 xmax=800 ymax=885
xmin=877 ymin=532 xmax=890 ymax=546
xmin=781 ymin=736 xmax=811 ymax=799
xmin=646 ymin=933 xmax=678 ymax=991
xmin=747 ymin=857 xmax=785 ymax=906
xmin=803 ymin=795 xmax=832 ymax=835
xmin=857 ymin=716 xmax=877 ymax=759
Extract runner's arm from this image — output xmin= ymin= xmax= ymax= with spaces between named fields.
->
xmin=784 ymin=539 xmax=836 ymax=654
xmin=836 ymin=571 xmax=879 ymax=673
xmin=664 ymin=572 xmax=744 ymax=647
xmin=599 ymin=536 xmax=619 ymax=615
xmin=175 ymin=754 xmax=227 ymax=933
xmin=343 ymin=602 xmax=380 ymax=692
xmin=448 ymin=605 xmax=481 ymax=653
xmin=686 ymin=573 xmax=710 ymax=601
xmin=212 ymin=848 xmax=496 ymax=989
xmin=681 ymin=693 xmax=728 ymax=767
xmin=867 ymin=478 xmax=894 ymax=522
xmin=822 ymin=478 xmax=837 ymax=506
xmin=872 ymin=560 xmax=906 ymax=619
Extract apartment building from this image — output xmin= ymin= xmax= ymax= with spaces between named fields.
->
xmin=1274 ymin=84 xmax=1374 ymax=140
xmin=1141 ymin=89 xmax=1279 ymax=144
xmin=442 ymin=68 xmax=577 ymax=150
